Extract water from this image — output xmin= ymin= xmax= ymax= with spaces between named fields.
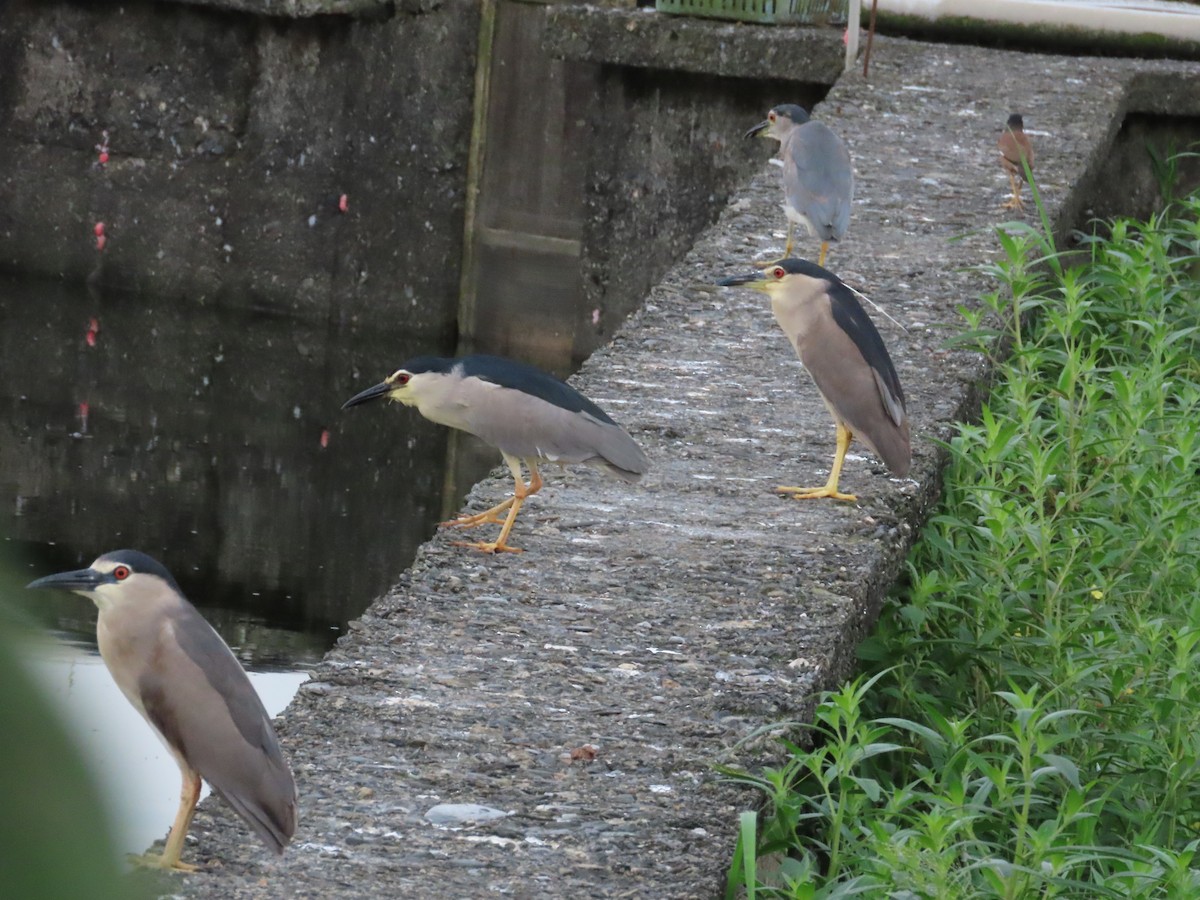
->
xmin=0 ymin=272 xmax=461 ymax=855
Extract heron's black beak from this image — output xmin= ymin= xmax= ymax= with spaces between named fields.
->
xmin=341 ymin=381 xmax=392 ymax=410
xmin=718 ymin=271 xmax=768 ymax=288
xmin=27 ymin=567 xmax=107 ymax=593
xmin=744 ymin=119 xmax=770 ymax=139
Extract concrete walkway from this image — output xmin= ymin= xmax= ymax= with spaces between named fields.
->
xmin=174 ymin=30 xmax=1200 ymax=900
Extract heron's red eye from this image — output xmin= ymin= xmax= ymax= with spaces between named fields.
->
xmin=396 ymin=373 xmax=410 ymax=386
xmin=768 ymin=111 xmax=776 ymax=122
xmin=772 ymin=266 xmax=786 ymax=280
xmin=112 ymin=566 xmax=130 ymax=581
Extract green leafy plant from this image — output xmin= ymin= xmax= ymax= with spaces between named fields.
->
xmin=726 ymin=187 xmax=1200 ymax=897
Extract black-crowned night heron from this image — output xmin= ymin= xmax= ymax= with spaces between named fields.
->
xmin=27 ymin=550 xmax=298 ymax=871
xmin=719 ymin=258 xmax=910 ymax=501
xmin=999 ymin=113 xmax=1035 ymax=211
xmin=342 ymin=354 xmax=649 ymax=554
xmin=746 ymin=104 xmax=853 ymax=268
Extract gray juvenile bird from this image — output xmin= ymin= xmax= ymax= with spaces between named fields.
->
xmin=343 ymin=354 xmax=649 ymax=554
xmin=720 ymin=259 xmax=910 ymax=501
xmin=746 ymin=104 xmax=854 ymax=268
xmin=999 ymin=113 xmax=1035 ymax=211
xmin=27 ymin=550 xmax=298 ymax=871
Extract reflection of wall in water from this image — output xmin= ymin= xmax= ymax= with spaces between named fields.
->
xmin=0 ymin=277 xmax=448 ymax=642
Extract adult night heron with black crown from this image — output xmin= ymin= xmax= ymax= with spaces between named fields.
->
xmin=343 ymin=354 xmax=649 ymax=554
xmin=720 ymin=259 xmax=910 ymax=501
xmin=27 ymin=549 xmax=298 ymax=871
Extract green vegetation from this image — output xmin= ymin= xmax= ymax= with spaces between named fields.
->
xmin=0 ymin=591 xmax=141 ymax=900
xmin=725 ymin=193 xmax=1200 ymax=896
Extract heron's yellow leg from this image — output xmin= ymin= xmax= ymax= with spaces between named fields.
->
xmin=818 ymin=241 xmax=830 ymax=268
xmin=1002 ymin=171 xmax=1024 ymax=210
xmin=526 ymin=462 xmax=543 ymax=496
xmin=455 ymin=459 xmax=543 ymax=554
xmin=757 ymin=225 xmax=794 ymax=266
xmin=440 ymin=496 xmax=514 ymax=529
xmin=129 ymin=768 xmax=201 ymax=873
xmin=777 ymin=423 xmax=858 ymax=502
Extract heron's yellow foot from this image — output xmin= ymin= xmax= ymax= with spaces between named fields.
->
xmin=452 ymin=539 xmax=524 ymax=555
xmin=776 ymin=485 xmax=858 ymax=502
xmin=127 ymin=852 xmax=200 ymax=873
xmin=1002 ymin=194 xmax=1025 ymax=211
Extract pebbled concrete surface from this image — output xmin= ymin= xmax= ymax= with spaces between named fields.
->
xmin=165 ymin=29 xmax=1200 ymax=900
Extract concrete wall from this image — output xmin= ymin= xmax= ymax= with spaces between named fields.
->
xmin=579 ymin=66 xmax=822 ymax=357
xmin=544 ymin=4 xmax=844 ymax=361
xmin=1079 ymin=113 xmax=1200 ymax=225
xmin=0 ymin=0 xmax=845 ymax=353
xmin=0 ymin=0 xmax=479 ymax=337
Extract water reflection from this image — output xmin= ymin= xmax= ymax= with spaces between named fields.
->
xmin=1 ymin=273 xmax=457 ymax=661
xmin=0 ymin=272 xmax=483 ymax=859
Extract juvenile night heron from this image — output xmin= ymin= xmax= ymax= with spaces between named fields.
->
xmin=27 ymin=550 xmax=298 ymax=871
xmin=719 ymin=258 xmax=910 ymax=501
xmin=999 ymin=113 xmax=1035 ymax=211
xmin=746 ymin=104 xmax=854 ymax=268
xmin=342 ymin=354 xmax=649 ymax=554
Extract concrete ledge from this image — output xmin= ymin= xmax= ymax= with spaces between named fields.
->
xmin=875 ymin=0 xmax=1200 ymax=60
xmin=173 ymin=34 xmax=1200 ymax=899
xmin=157 ymin=0 xmax=392 ymax=16
xmin=545 ymin=5 xmax=846 ymax=81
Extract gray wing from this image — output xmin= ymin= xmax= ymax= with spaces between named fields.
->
xmin=800 ymin=334 xmax=911 ymax=477
xmin=139 ymin=607 xmax=297 ymax=853
xmin=463 ymin=384 xmax=649 ymax=481
xmin=785 ymin=122 xmax=854 ymax=242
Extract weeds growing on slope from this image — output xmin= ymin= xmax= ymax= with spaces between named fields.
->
xmin=725 ymin=195 xmax=1200 ymax=898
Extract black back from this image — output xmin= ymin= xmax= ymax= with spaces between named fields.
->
xmin=401 ymin=354 xmax=619 ymax=425
xmin=827 ymin=283 xmax=906 ymax=410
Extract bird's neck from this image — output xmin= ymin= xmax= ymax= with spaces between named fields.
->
xmin=411 ymin=373 xmax=474 ymax=432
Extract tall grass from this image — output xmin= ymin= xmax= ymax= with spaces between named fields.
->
xmin=725 ymin=195 xmax=1200 ymax=897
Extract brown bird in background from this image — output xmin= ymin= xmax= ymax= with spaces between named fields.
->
xmin=999 ymin=113 xmax=1035 ymax=211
